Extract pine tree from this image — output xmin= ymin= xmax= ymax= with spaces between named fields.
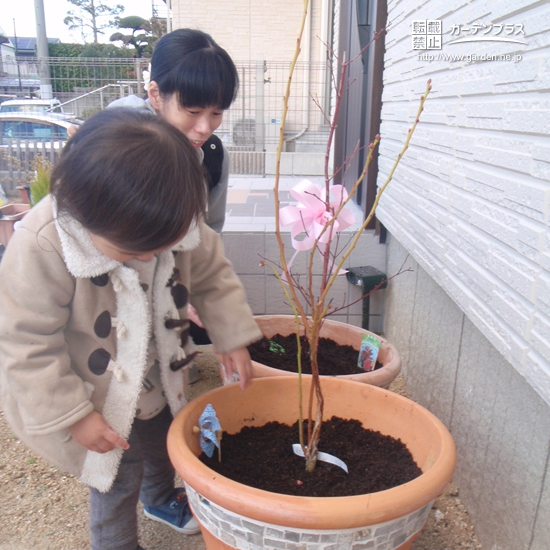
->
xmin=110 ymin=16 xmax=166 ymax=58
xmin=64 ymin=0 xmax=124 ymax=44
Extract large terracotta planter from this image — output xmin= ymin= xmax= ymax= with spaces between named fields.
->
xmin=220 ymin=315 xmax=401 ymax=388
xmin=168 ymin=376 xmax=456 ymax=550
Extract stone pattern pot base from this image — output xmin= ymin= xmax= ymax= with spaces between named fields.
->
xmin=186 ymin=483 xmax=433 ymax=550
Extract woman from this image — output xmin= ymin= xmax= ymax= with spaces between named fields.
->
xmin=109 ymin=28 xmax=240 ymax=344
xmin=109 ymin=28 xmax=238 ymax=233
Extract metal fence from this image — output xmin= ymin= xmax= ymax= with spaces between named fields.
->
xmin=1 ymin=57 xmax=150 ymax=118
xmin=0 ymin=141 xmax=62 ymax=195
xmin=0 ymin=56 xmax=332 ymax=190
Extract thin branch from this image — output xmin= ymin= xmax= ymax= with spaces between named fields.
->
xmin=319 ymin=80 xmax=433 ymax=309
xmin=273 ymin=0 xmax=310 ymax=331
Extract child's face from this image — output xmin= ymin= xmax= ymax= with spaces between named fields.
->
xmin=150 ymin=88 xmax=224 ymax=149
xmin=88 ymin=232 xmax=180 ymax=263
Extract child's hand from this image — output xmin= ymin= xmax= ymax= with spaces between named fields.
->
xmin=69 ymin=411 xmax=130 ymax=453
xmin=188 ymin=305 xmax=204 ymax=328
xmin=220 ymin=347 xmax=254 ymax=390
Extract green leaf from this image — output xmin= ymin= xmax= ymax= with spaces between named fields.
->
xmin=268 ymin=340 xmax=285 ymax=354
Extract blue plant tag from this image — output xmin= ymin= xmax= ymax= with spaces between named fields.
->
xmin=357 ymin=333 xmax=381 ymax=371
xmin=198 ymin=404 xmax=222 ymax=458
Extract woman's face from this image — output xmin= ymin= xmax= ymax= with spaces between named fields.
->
xmin=148 ymin=83 xmax=224 ymax=149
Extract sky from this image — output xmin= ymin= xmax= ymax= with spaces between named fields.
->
xmin=1 ymin=0 xmax=162 ymax=44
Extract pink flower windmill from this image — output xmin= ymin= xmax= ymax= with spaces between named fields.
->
xmin=279 ymin=179 xmax=356 ymax=272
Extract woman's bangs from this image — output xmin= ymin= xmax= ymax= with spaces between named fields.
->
xmin=177 ymin=54 xmax=237 ymax=109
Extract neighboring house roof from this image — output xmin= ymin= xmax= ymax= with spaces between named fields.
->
xmin=8 ymin=37 xmax=61 ymax=56
xmin=0 ymin=27 xmax=9 ymax=45
xmin=0 ymin=77 xmax=40 ymax=88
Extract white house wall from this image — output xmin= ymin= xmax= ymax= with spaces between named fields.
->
xmin=378 ymin=1 xmax=550 ymax=548
xmin=172 ymin=0 xmax=324 ymax=64
xmin=384 ymin=238 xmax=550 ymax=550
xmin=376 ymin=0 xmax=550 ymax=406
xmin=171 ymin=0 xmax=332 ymax=155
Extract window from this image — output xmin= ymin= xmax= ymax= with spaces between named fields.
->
xmin=0 ymin=102 xmax=62 ymax=114
xmin=0 ymin=121 xmax=68 ymax=141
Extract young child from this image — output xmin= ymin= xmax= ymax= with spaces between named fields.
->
xmin=107 ymin=28 xmax=240 ymax=347
xmin=0 ymin=108 xmax=262 ymax=550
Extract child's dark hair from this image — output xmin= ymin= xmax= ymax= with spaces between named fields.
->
xmin=50 ymin=108 xmax=207 ymax=252
xmin=150 ymin=29 xmax=239 ymax=110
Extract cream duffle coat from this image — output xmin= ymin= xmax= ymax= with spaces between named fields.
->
xmin=0 ymin=197 xmax=262 ymax=492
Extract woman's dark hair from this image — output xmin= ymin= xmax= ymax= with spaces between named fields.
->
xmin=150 ymin=29 xmax=239 ymax=110
xmin=50 ymin=108 xmax=207 ymax=252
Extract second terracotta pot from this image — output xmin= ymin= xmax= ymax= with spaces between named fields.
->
xmin=219 ymin=314 xmax=401 ymax=388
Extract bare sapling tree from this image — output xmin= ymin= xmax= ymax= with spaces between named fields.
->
xmin=265 ymin=0 xmax=432 ymax=472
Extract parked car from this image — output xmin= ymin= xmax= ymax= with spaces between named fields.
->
xmin=0 ymin=112 xmax=72 ymax=144
xmin=0 ymin=98 xmax=64 ymax=114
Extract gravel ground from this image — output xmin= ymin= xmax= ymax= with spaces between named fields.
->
xmin=0 ymin=345 xmax=482 ymax=550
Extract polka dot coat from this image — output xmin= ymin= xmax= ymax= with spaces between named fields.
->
xmin=0 ymin=197 xmax=262 ymax=492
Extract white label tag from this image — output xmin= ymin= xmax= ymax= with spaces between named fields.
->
xmin=220 ymin=362 xmax=240 ymax=384
xmin=292 ymin=443 xmax=348 ymax=473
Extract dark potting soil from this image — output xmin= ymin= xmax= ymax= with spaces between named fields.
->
xmin=200 ymin=416 xmax=422 ymax=497
xmin=248 ymin=334 xmax=383 ymax=376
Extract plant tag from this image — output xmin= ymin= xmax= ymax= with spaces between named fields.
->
xmin=292 ymin=443 xmax=348 ymax=474
xmin=358 ymin=333 xmax=381 ymax=372
xmin=198 ymin=404 xmax=222 ymax=458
